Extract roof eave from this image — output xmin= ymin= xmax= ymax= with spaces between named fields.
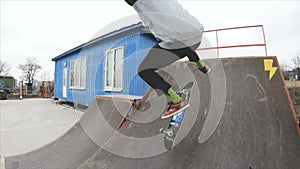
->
xmin=52 ymin=23 xmax=144 ymax=61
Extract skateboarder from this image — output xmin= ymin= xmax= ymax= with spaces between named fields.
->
xmin=124 ymin=0 xmax=210 ymax=118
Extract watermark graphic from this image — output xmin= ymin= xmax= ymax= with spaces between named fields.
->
xmin=70 ymin=14 xmax=227 ymax=158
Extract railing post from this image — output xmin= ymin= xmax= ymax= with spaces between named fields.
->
xmin=216 ymin=30 xmax=220 ymax=58
xmin=261 ymin=25 xmax=268 ymax=56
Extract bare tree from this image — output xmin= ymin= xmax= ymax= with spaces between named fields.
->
xmin=18 ymin=57 xmax=42 ymax=85
xmin=280 ymin=63 xmax=289 ymax=72
xmin=39 ymin=70 xmax=52 ymax=81
xmin=292 ymin=51 xmax=300 ymax=69
xmin=280 ymin=63 xmax=289 ymax=80
xmin=0 ymin=60 xmax=12 ymax=76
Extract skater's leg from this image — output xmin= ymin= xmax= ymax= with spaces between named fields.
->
xmin=138 ymin=68 xmax=171 ymax=95
xmin=139 ymin=44 xmax=182 ymax=73
xmin=138 ymin=43 xmax=209 ymax=105
xmin=168 ymin=43 xmax=210 ymax=73
xmin=184 ymin=49 xmax=209 ymax=73
xmin=138 ymin=44 xmax=182 ymax=104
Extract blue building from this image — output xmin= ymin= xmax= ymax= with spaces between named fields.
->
xmin=52 ymin=22 xmax=157 ymax=106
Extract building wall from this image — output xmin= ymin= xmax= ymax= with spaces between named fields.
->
xmin=54 ymin=31 xmax=156 ymax=106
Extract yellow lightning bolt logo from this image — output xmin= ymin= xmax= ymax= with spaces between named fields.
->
xmin=264 ymin=59 xmax=278 ymax=80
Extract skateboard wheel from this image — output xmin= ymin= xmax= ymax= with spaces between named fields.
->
xmin=182 ymin=89 xmax=188 ymax=95
xmin=159 ymin=128 xmax=164 ymax=133
xmin=167 ymin=131 xmax=173 ymax=137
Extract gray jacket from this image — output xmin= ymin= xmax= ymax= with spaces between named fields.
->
xmin=128 ymin=0 xmax=204 ymax=49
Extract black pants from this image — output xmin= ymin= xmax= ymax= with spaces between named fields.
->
xmin=138 ymin=42 xmax=200 ymax=94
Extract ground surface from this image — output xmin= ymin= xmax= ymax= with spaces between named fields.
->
xmin=0 ymin=98 xmax=83 ymax=157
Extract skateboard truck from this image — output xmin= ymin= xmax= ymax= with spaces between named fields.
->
xmin=160 ymin=128 xmax=174 ymax=137
xmin=177 ymin=89 xmax=189 ymax=100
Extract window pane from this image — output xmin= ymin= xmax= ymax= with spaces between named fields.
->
xmin=70 ymin=61 xmax=75 ymax=87
xmin=76 ymin=59 xmax=81 ymax=87
xmin=63 ymin=70 xmax=67 ymax=86
xmin=114 ymin=48 xmax=123 ymax=88
xmin=81 ymin=57 xmax=86 ymax=88
xmin=106 ymin=51 xmax=113 ymax=87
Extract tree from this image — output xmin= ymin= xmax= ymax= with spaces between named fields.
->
xmin=292 ymin=51 xmax=300 ymax=69
xmin=280 ymin=63 xmax=289 ymax=80
xmin=18 ymin=57 xmax=42 ymax=85
xmin=39 ymin=70 xmax=52 ymax=81
xmin=280 ymin=63 xmax=289 ymax=72
xmin=0 ymin=60 xmax=12 ymax=76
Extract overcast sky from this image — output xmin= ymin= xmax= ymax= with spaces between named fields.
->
xmin=1 ymin=0 xmax=300 ymax=81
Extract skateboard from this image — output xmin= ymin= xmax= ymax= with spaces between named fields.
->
xmin=117 ymin=97 xmax=143 ymax=129
xmin=159 ymin=82 xmax=194 ymax=150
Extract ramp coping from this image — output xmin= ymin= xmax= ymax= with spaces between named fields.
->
xmin=95 ymin=95 xmax=142 ymax=102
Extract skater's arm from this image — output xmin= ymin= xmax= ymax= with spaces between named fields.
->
xmin=124 ymin=0 xmax=137 ymax=6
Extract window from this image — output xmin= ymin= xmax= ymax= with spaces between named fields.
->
xmin=70 ymin=57 xmax=87 ymax=89
xmin=104 ymin=46 xmax=124 ymax=91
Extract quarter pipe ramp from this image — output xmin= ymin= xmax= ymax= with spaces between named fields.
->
xmin=4 ymin=56 xmax=300 ymax=169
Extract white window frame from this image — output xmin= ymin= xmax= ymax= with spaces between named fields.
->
xmin=104 ymin=46 xmax=124 ymax=92
xmin=70 ymin=56 xmax=87 ymax=90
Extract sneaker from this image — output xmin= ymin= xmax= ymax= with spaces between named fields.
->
xmin=199 ymin=65 xmax=211 ymax=75
xmin=161 ymin=100 xmax=190 ymax=119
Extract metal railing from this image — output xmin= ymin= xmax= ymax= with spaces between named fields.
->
xmin=197 ymin=25 xmax=268 ymax=58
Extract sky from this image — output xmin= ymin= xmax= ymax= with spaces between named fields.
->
xmin=1 ymin=0 xmax=300 ymax=81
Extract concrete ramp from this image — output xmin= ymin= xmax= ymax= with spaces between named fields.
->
xmin=4 ymin=57 xmax=300 ymax=169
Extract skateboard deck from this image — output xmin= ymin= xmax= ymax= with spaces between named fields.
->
xmin=160 ymin=82 xmax=194 ymax=150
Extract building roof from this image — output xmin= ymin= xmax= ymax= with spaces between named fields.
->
xmin=52 ymin=16 xmax=143 ymax=61
xmin=91 ymin=15 xmax=141 ymax=41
